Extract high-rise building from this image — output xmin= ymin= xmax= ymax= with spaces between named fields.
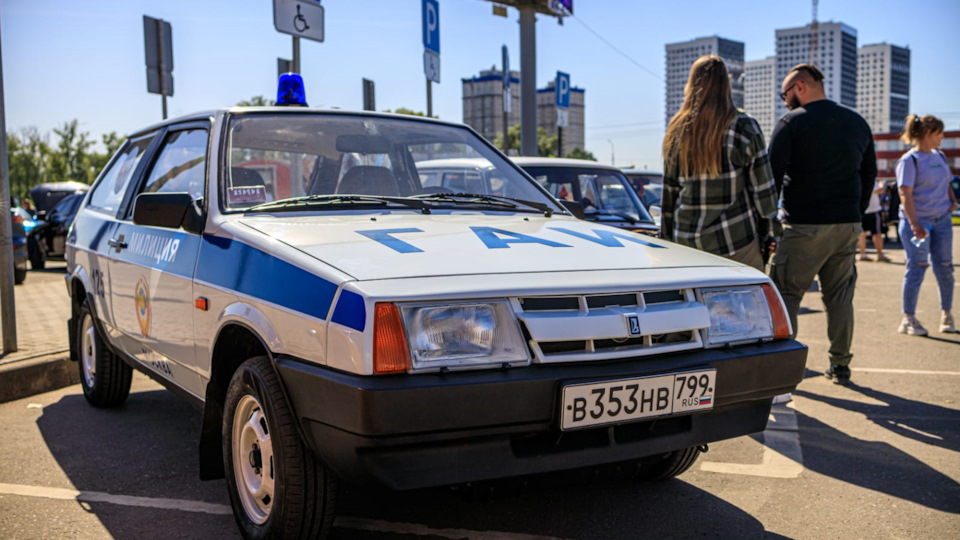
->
xmin=744 ymin=56 xmax=777 ymax=138
xmin=858 ymin=43 xmax=910 ymax=135
xmin=774 ymin=22 xmax=858 ymax=122
xmin=537 ymin=80 xmax=585 ymax=156
xmin=664 ymin=36 xmax=744 ymax=127
xmin=461 ymin=67 xmax=521 ymax=145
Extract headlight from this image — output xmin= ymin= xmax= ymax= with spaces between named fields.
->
xmin=399 ymin=300 xmax=529 ymax=370
xmin=699 ymin=286 xmax=774 ymax=347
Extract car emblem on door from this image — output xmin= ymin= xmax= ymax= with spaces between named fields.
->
xmin=135 ymin=276 xmax=151 ymax=337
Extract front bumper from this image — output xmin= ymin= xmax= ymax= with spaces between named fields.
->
xmin=276 ymin=339 xmax=807 ymax=489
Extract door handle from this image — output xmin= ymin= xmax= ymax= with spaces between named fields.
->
xmin=108 ymin=234 xmax=127 ymax=253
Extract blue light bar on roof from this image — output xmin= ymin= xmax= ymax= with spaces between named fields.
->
xmin=277 ymin=73 xmax=308 ymax=107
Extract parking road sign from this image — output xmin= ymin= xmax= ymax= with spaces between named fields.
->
xmin=274 ymin=0 xmax=324 ymax=43
xmin=422 ymin=0 xmax=439 ymax=54
xmin=555 ymin=71 xmax=570 ymax=109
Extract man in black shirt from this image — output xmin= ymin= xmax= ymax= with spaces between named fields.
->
xmin=768 ymin=64 xmax=876 ymax=386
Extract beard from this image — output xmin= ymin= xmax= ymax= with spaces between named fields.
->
xmin=786 ymin=94 xmax=801 ymax=110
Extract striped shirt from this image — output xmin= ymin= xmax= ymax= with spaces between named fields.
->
xmin=660 ymin=113 xmax=779 ymax=257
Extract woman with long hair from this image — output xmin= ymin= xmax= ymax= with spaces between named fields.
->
xmin=896 ymin=114 xmax=958 ymax=336
xmin=660 ymin=55 xmax=778 ymax=271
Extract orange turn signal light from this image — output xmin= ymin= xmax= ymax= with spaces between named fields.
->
xmin=194 ymin=297 xmax=208 ymax=311
xmin=762 ymin=283 xmax=791 ymax=339
xmin=373 ymin=303 xmax=410 ymax=374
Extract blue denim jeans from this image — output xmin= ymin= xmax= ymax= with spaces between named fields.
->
xmin=899 ymin=211 xmax=954 ymax=315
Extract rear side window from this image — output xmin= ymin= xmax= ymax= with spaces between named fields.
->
xmin=87 ymin=136 xmax=152 ymax=214
xmin=142 ymin=128 xmax=208 ymax=200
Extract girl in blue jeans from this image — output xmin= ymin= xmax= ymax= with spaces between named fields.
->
xmin=896 ymin=114 xmax=958 ymax=335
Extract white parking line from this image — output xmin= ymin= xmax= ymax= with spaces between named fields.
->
xmin=854 ymin=368 xmax=960 ymax=376
xmin=0 ymin=482 xmax=232 ymax=515
xmin=699 ymin=404 xmax=804 ymax=479
xmin=0 ymin=482 xmax=570 ymax=539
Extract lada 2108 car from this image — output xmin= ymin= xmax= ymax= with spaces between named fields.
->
xmin=65 ymin=76 xmax=807 ymax=539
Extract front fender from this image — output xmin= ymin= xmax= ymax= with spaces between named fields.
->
xmin=213 ymin=301 xmax=285 ymax=355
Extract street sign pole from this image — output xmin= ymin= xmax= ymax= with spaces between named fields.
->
xmin=422 ymin=0 xmax=439 ymax=118
xmin=293 ymin=36 xmax=300 ymax=73
xmin=519 ymin=6 xmax=536 ymax=156
xmin=555 ymin=71 xmax=570 ymax=158
xmin=502 ymin=44 xmax=510 ymax=153
xmin=0 ymin=12 xmax=18 ymax=352
xmin=156 ymin=18 xmax=168 ymax=119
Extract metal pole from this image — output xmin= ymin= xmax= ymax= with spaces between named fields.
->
xmin=608 ymin=139 xmax=615 ymax=166
xmin=426 ymin=79 xmax=433 ymax=118
xmin=519 ymin=6 xmax=537 ymax=156
xmin=156 ymin=18 xmax=168 ymax=120
xmin=0 ymin=11 xmax=18 ymax=353
xmin=293 ymin=36 xmax=300 ymax=74
xmin=557 ymin=126 xmax=563 ymax=158
xmin=502 ymin=91 xmax=509 ymax=153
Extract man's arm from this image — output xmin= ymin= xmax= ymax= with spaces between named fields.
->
xmin=767 ymin=119 xmax=791 ymax=193
xmin=859 ymin=133 xmax=878 ymax=214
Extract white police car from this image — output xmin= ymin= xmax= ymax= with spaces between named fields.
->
xmin=66 ymin=75 xmax=806 ymax=538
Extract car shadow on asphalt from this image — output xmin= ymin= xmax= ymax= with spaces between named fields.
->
xmin=792 ymin=383 xmax=960 ymax=513
xmin=36 ymin=388 xmax=787 ymax=539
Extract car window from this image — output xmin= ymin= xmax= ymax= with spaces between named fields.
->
xmin=224 ymin=113 xmax=556 ymax=213
xmin=87 ymin=136 xmax=153 ymax=214
xmin=142 ymin=128 xmax=208 ymax=200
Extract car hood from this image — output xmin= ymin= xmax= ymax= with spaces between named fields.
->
xmin=236 ymin=213 xmax=740 ymax=281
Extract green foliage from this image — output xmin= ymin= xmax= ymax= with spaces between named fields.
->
xmin=567 ymin=147 xmax=597 ymax=161
xmin=237 ymin=95 xmax=276 ymax=106
xmin=384 ymin=107 xmax=437 ymax=118
xmin=6 ymin=121 xmax=122 ymax=199
xmin=492 ymin=124 xmax=559 ymax=157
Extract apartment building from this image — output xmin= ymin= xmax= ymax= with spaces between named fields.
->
xmin=664 ymin=36 xmax=744 ymax=127
xmin=774 ymin=22 xmax=858 ymax=121
xmin=858 ymin=43 xmax=911 ymax=134
xmin=744 ymin=56 xmax=777 ymax=138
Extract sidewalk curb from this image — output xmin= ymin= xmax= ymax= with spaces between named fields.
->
xmin=0 ymin=353 xmax=79 ymax=403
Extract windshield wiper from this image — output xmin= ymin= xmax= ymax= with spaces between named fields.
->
xmin=411 ymin=192 xmax=553 ymax=217
xmin=247 ymin=194 xmax=431 ymax=214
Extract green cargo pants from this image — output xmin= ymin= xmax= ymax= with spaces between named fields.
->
xmin=769 ymin=223 xmax=861 ymax=366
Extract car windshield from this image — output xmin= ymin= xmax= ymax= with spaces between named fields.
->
xmin=223 ymin=113 xmax=560 ymax=214
xmin=523 ymin=166 xmax=654 ymax=224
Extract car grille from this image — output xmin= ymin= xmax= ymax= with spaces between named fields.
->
xmin=512 ymin=289 xmax=706 ymax=363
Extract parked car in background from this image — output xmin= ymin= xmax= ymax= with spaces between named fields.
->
xmin=11 ymin=206 xmax=37 ymax=235
xmin=9 ymin=208 xmax=28 ymax=284
xmin=28 ymin=191 xmax=86 ymax=269
xmin=513 ymin=157 xmax=659 ymax=235
xmin=29 ymin=181 xmax=90 ymax=220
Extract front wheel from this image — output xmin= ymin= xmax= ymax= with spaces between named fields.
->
xmin=76 ymin=300 xmax=132 ymax=407
xmin=634 ymin=445 xmax=704 ymax=482
xmin=223 ymin=356 xmax=337 ymax=539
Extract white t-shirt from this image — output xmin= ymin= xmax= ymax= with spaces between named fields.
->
xmin=864 ymin=180 xmax=883 ymax=214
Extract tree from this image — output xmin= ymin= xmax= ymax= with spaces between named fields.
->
xmin=49 ymin=120 xmax=94 ymax=183
xmin=567 ymin=147 xmax=597 ymax=161
xmin=492 ymin=124 xmax=558 ymax=157
xmin=384 ymin=107 xmax=436 ymax=118
xmin=7 ymin=128 xmax=50 ymax=199
xmin=237 ymin=95 xmax=275 ymax=106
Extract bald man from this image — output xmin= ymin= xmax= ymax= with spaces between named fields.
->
xmin=767 ymin=63 xmax=877 ymax=386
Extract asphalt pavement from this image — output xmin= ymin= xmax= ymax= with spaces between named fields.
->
xmin=0 ymin=232 xmax=958 ymax=538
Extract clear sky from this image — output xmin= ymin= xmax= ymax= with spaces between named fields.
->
xmin=2 ymin=0 xmax=958 ymax=171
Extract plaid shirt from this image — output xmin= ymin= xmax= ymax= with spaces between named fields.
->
xmin=660 ymin=113 xmax=779 ymax=257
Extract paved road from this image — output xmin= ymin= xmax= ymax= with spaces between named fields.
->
xmin=0 ymin=235 xmax=958 ymax=539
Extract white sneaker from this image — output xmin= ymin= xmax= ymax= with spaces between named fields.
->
xmin=941 ymin=312 xmax=957 ymax=333
xmin=899 ymin=317 xmax=928 ymax=336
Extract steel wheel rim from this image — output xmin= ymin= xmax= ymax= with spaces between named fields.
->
xmin=80 ymin=314 xmax=96 ymax=388
xmin=232 ymin=394 xmax=274 ymax=524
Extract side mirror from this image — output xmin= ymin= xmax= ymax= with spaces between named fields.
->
xmin=559 ymin=199 xmax=584 ymax=219
xmin=133 ymin=192 xmax=203 ymax=234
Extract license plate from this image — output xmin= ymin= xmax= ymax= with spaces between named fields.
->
xmin=560 ymin=369 xmax=716 ymax=430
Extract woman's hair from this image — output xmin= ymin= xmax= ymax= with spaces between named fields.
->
xmin=900 ymin=114 xmax=944 ymax=145
xmin=663 ymin=55 xmax=738 ymax=178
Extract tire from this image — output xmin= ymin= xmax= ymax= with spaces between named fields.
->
xmin=634 ymin=446 xmax=704 ymax=482
xmin=14 ymin=266 xmax=26 ymax=285
xmin=223 ymin=356 xmax=337 ymax=539
xmin=28 ymin=237 xmax=45 ymax=270
xmin=76 ymin=300 xmax=132 ymax=407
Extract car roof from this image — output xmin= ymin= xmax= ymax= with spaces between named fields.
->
xmin=416 ymin=157 xmax=496 ymax=170
xmin=511 ymin=157 xmax=619 ymax=170
xmin=128 ymin=107 xmax=470 ymax=139
xmin=621 ymin=169 xmax=664 ymax=176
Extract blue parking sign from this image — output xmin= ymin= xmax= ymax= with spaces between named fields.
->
xmin=555 ymin=71 xmax=570 ymax=108
xmin=422 ymin=0 xmax=439 ymax=54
